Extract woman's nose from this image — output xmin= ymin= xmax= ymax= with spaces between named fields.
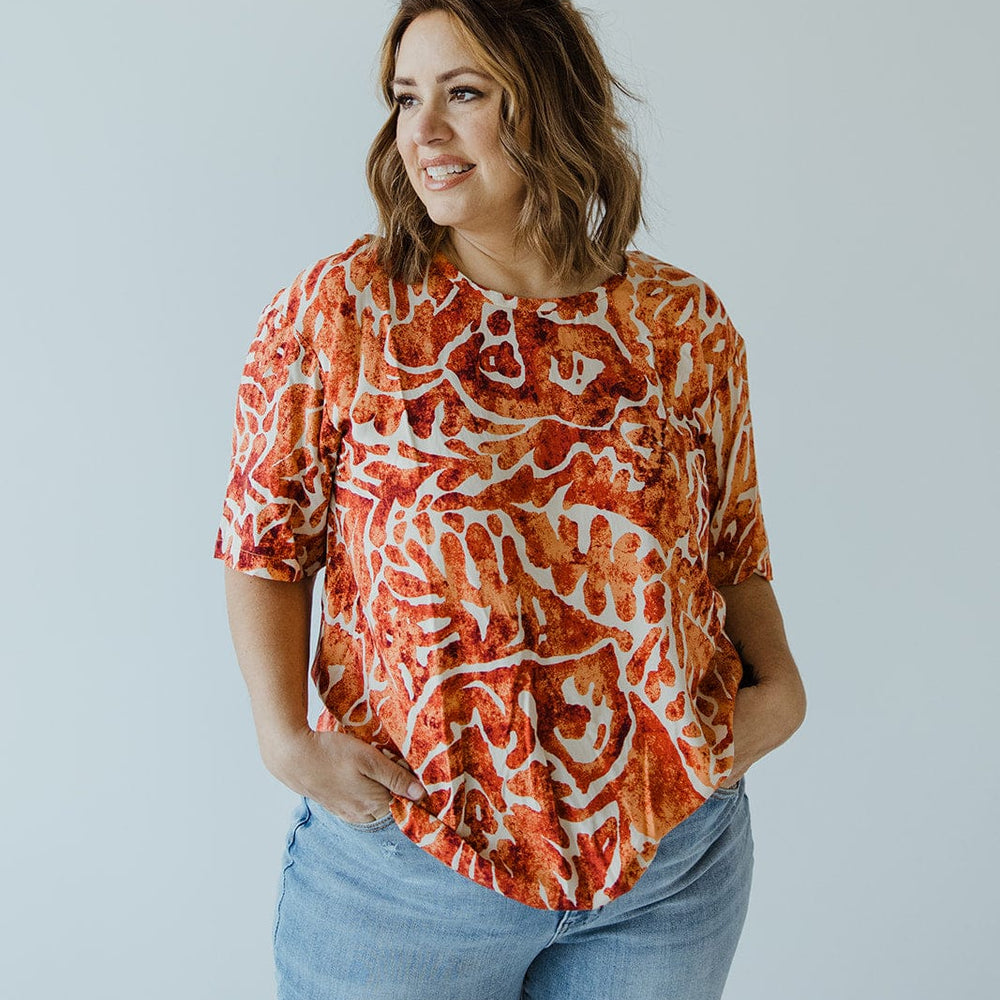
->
xmin=411 ymin=103 xmax=452 ymax=146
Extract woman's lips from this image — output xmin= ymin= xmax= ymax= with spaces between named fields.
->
xmin=422 ymin=164 xmax=476 ymax=191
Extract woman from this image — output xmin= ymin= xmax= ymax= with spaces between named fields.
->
xmin=217 ymin=1 xmax=806 ymax=997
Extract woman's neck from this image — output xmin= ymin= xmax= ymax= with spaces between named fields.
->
xmin=445 ymin=230 xmax=617 ymax=299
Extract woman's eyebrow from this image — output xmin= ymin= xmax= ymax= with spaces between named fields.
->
xmin=392 ymin=67 xmax=491 ymax=87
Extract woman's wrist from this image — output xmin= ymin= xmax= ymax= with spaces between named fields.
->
xmin=258 ymin=722 xmax=314 ymax=781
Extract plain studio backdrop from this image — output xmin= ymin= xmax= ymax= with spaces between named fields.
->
xmin=2 ymin=1 xmax=996 ymax=996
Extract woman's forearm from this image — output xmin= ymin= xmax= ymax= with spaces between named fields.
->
xmin=716 ymin=573 xmax=807 ymax=779
xmin=223 ymin=565 xmax=316 ymax=768
xmin=718 ymin=575 xmax=805 ymax=700
xmin=222 ymin=565 xmax=426 ymax=814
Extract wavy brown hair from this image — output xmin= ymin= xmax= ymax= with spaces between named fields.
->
xmin=366 ymin=0 xmax=644 ymax=285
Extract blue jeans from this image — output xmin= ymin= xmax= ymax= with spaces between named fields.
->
xmin=273 ymin=781 xmax=753 ymax=1000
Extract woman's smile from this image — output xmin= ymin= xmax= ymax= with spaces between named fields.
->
xmin=421 ymin=157 xmax=477 ymax=190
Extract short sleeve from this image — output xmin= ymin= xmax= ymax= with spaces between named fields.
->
xmin=214 ymin=287 xmax=334 ymax=581
xmin=702 ymin=317 xmax=773 ymax=587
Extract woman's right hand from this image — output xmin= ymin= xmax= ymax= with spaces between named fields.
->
xmin=263 ymin=728 xmax=426 ymax=824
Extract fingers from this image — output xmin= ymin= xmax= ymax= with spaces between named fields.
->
xmin=295 ymin=732 xmax=426 ymax=822
xmin=357 ymin=744 xmax=426 ymax=802
xmin=336 ymin=792 xmax=393 ymax=825
xmin=311 ymin=766 xmax=393 ymax=824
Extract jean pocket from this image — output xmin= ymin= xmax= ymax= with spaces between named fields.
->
xmin=712 ymin=778 xmax=744 ymax=798
xmin=340 ymin=811 xmax=396 ymax=832
xmin=307 ymin=798 xmax=397 ymax=833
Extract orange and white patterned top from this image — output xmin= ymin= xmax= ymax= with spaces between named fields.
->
xmin=215 ymin=235 xmax=772 ymax=910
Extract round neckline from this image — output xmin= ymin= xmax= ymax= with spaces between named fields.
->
xmin=431 ymin=248 xmax=631 ymax=312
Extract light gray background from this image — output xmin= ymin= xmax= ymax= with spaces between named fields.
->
xmin=2 ymin=1 xmax=997 ymax=996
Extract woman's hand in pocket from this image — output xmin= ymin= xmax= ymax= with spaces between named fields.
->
xmin=263 ymin=728 xmax=425 ymax=824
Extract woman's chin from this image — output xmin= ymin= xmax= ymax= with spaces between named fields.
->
xmin=420 ymin=203 xmax=464 ymax=229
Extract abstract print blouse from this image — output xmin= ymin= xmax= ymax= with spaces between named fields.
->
xmin=215 ymin=236 xmax=772 ymax=910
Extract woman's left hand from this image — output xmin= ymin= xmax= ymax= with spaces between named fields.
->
xmin=720 ymin=680 xmax=806 ymax=787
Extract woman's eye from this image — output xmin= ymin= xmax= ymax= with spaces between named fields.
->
xmin=393 ymin=86 xmax=483 ymax=109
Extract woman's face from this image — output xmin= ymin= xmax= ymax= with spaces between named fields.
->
xmin=393 ymin=10 xmax=527 ymax=245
